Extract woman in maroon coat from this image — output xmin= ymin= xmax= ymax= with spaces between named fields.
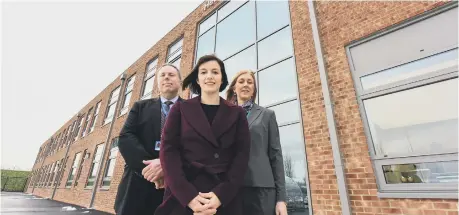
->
xmin=154 ymin=55 xmax=251 ymax=215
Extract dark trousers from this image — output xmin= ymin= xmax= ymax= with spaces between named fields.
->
xmin=242 ymin=187 xmax=276 ymax=215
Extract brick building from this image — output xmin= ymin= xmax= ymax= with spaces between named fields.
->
xmin=26 ymin=1 xmax=458 ymax=214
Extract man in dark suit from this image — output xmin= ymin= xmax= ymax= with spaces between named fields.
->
xmin=114 ymin=64 xmax=183 ymax=215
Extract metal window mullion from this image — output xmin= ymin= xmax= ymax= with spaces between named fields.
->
xmin=257 ymin=56 xmax=293 ymax=73
xmin=264 ymin=97 xmax=297 ymax=108
xmin=216 ymin=0 xmax=249 ymax=25
xmin=360 ymin=70 xmax=458 ymax=100
xmin=256 ymin=24 xmax=289 ymax=44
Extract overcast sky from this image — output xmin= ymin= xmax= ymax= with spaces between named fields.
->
xmin=2 ymin=1 xmax=202 ymax=170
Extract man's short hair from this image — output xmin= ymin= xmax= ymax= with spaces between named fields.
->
xmin=157 ymin=63 xmax=181 ymax=80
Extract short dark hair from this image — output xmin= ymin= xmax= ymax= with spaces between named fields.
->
xmin=182 ymin=55 xmax=228 ymax=95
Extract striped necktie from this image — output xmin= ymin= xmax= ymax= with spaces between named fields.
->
xmin=161 ymin=101 xmax=174 ymax=136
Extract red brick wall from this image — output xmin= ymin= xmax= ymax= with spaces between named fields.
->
xmin=290 ymin=1 xmax=458 ymax=215
xmin=28 ymin=1 xmax=458 ymax=215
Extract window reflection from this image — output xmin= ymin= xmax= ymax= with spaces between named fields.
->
xmin=279 ymin=123 xmax=308 ymax=213
xmin=258 ymin=59 xmax=297 ymax=106
xmin=258 ymin=26 xmax=293 ymax=69
xmin=199 ymin=13 xmax=216 ymax=36
xmin=383 ymin=161 xmax=458 ymax=184
xmin=361 ymin=48 xmax=458 ymax=90
xmin=256 ymin=0 xmax=290 ymax=40
xmin=215 ymin=1 xmax=255 ymax=60
xmin=224 ymin=45 xmax=256 ymax=81
xmin=196 ymin=27 xmax=216 ymax=60
xmin=268 ymin=100 xmax=300 ymax=125
xmin=217 ymin=0 xmax=248 ymax=22
xmin=364 ymin=78 xmax=458 ymax=157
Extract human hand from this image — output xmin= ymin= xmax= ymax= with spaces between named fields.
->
xmin=198 ymin=192 xmax=221 ymax=210
xmin=188 ymin=195 xmax=215 ymax=214
xmin=142 ymin=159 xmax=161 ymax=182
xmin=275 ymin=201 xmax=288 ymax=215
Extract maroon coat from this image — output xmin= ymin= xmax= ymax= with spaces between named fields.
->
xmin=155 ymin=96 xmax=251 ymax=215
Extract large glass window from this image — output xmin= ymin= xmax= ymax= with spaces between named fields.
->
xmin=86 ymin=144 xmax=104 ymax=188
xmin=104 ymin=87 xmax=121 ymax=124
xmin=102 ymin=138 xmax=119 ymax=187
xmin=194 ymin=1 xmax=310 ymax=213
xmin=346 ymin=5 xmax=458 ymax=196
xmin=66 ymin=152 xmax=82 ymax=187
xmin=215 ymin=1 xmax=255 ymax=60
xmin=256 ymin=0 xmax=290 ymax=40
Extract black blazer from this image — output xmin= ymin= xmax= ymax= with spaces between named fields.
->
xmin=114 ymin=97 xmax=182 ymax=215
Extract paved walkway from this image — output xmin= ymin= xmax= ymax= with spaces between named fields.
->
xmin=0 ymin=192 xmax=112 ymax=215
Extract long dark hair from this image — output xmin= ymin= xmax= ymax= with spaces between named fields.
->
xmin=182 ymin=55 xmax=229 ymax=95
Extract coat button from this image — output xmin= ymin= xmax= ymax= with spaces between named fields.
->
xmin=214 ymin=153 xmax=219 ymax=159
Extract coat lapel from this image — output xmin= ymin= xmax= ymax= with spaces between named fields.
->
xmin=181 ymin=96 xmax=219 ymax=147
xmin=211 ymin=98 xmax=238 ymax=140
xmin=247 ymin=103 xmax=262 ymax=128
xmin=150 ymin=98 xmax=162 ymax=139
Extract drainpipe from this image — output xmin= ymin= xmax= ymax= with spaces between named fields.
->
xmin=51 ymin=113 xmax=83 ymax=199
xmin=88 ymin=72 xmax=127 ymax=209
xmin=307 ymin=1 xmax=352 ymax=215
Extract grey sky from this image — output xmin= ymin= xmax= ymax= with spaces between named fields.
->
xmin=2 ymin=1 xmax=202 ymax=170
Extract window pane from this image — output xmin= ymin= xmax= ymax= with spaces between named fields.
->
xmin=143 ymin=77 xmax=154 ymax=97
xmin=168 ymin=38 xmax=183 ymax=56
xmin=147 ymin=58 xmax=158 ymax=72
xmin=196 ymin=27 xmax=216 ymax=60
xmin=383 ymin=161 xmax=458 ymax=184
xmin=215 ymin=1 xmax=255 ymax=60
xmin=268 ymin=100 xmax=300 ymax=125
xmin=111 ymin=87 xmax=121 ymax=101
xmin=168 ymin=49 xmax=182 ymax=63
xmin=122 ymin=92 xmax=132 ymax=109
xmin=258 ymin=26 xmax=293 ymax=69
xmin=199 ymin=13 xmax=216 ymax=36
xmin=258 ymin=59 xmax=297 ymax=106
xmin=105 ymin=104 xmax=116 ymax=119
xmin=105 ymin=159 xmax=116 ymax=177
xmin=217 ymin=0 xmax=248 ymax=22
xmin=361 ymin=48 xmax=458 ymax=90
xmin=90 ymin=163 xmax=99 ymax=177
xmin=224 ymin=45 xmax=256 ymax=82
xmin=278 ymin=123 xmax=309 ymax=212
xmin=256 ymin=0 xmax=290 ymax=39
xmin=171 ymin=57 xmax=181 ymax=70
xmin=364 ymin=78 xmax=458 ymax=157
xmin=94 ymin=145 xmax=104 ymax=161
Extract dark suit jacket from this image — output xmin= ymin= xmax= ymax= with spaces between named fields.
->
xmin=243 ymin=103 xmax=286 ymax=202
xmin=154 ymin=96 xmax=251 ymax=215
xmin=114 ymin=97 xmax=182 ymax=215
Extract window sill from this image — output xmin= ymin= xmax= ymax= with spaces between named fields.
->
xmin=99 ymin=187 xmax=110 ymax=191
xmin=102 ymin=121 xmax=111 ymax=127
xmin=84 ymin=187 xmax=93 ymax=190
xmin=378 ymin=191 xmax=458 ymax=199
